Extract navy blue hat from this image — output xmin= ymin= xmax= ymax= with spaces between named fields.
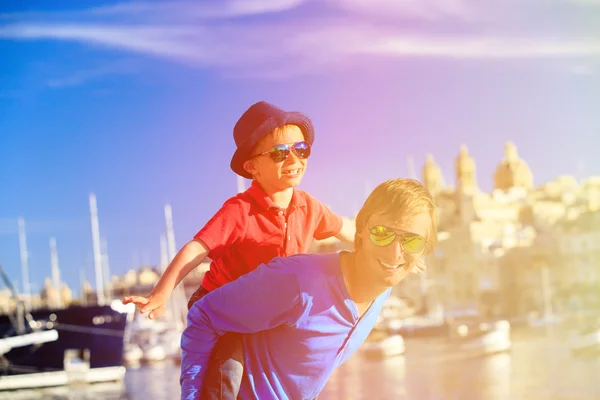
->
xmin=230 ymin=101 xmax=315 ymax=179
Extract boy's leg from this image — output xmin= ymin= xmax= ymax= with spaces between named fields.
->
xmin=187 ymin=287 xmax=244 ymax=399
xmin=187 ymin=286 xmax=208 ymax=310
xmin=202 ymin=332 xmax=244 ymax=400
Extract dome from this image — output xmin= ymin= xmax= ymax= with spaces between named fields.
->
xmin=493 ymin=141 xmax=533 ymax=191
xmin=422 ymin=154 xmax=444 ymax=195
xmin=455 ymin=145 xmax=478 ymax=192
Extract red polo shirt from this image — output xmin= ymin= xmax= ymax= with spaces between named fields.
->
xmin=195 ymin=181 xmax=343 ymax=291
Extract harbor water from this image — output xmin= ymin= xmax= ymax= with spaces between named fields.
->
xmin=2 ymin=326 xmax=599 ymax=400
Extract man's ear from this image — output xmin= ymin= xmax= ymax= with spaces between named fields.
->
xmin=354 ymin=232 xmax=363 ymax=249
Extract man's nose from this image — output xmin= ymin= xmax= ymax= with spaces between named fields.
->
xmin=390 ymin=239 xmax=406 ymax=261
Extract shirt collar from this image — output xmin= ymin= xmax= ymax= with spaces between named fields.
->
xmin=246 ymin=180 xmax=307 ymax=211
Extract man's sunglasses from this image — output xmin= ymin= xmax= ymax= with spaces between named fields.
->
xmin=252 ymin=141 xmax=311 ymax=163
xmin=369 ymin=225 xmax=426 ymax=254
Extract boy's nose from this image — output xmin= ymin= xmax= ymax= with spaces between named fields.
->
xmin=287 ymin=150 xmax=300 ymax=162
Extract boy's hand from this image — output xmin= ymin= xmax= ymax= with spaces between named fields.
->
xmin=122 ymin=293 xmax=167 ymax=320
xmin=411 ymin=259 xmax=426 ymax=274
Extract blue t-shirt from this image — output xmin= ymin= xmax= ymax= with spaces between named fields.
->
xmin=180 ymin=252 xmax=391 ymax=400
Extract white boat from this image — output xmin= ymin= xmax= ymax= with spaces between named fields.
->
xmin=123 ymin=343 xmax=144 ymax=366
xmin=383 ymin=315 xmax=448 ymax=338
xmin=142 ymin=343 xmax=168 ymax=363
xmin=451 ymin=320 xmax=511 ymax=356
xmin=569 ymin=326 xmax=600 ymax=356
xmin=0 ymin=366 xmax=126 ymax=391
xmin=142 ymin=327 xmax=183 ymax=363
xmin=121 ymin=208 xmax=187 ymax=365
xmin=0 ymin=265 xmax=133 ymax=391
xmin=126 ymin=315 xmax=183 ymax=364
xmin=460 ymin=328 xmax=511 ymax=356
xmin=527 ymin=312 xmax=561 ymax=327
xmin=362 ymin=331 xmax=405 ymax=358
xmin=0 ymin=325 xmax=127 ymax=391
xmin=158 ymin=327 xmax=183 ymax=361
xmin=0 ymin=330 xmax=59 ymax=355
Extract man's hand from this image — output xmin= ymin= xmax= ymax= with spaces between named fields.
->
xmin=122 ymin=292 xmax=168 ymax=320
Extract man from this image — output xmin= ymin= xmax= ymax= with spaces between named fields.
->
xmin=180 ymin=178 xmax=437 ymax=400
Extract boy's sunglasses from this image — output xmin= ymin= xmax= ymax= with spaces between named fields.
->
xmin=252 ymin=141 xmax=311 ymax=163
xmin=369 ymin=225 xmax=426 ymax=254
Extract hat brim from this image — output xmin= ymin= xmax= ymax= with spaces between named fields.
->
xmin=230 ymin=111 xmax=315 ymax=179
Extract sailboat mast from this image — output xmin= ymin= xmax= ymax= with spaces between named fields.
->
xmin=160 ymin=234 xmax=169 ymax=273
xmin=101 ymin=238 xmax=112 ymax=301
xmin=237 ymin=175 xmax=245 ymax=194
xmin=50 ymin=237 xmax=62 ymax=308
xmin=164 ymin=204 xmax=186 ymax=327
xmin=80 ymin=269 xmax=87 ymax=306
xmin=164 ymin=204 xmax=177 ymax=262
xmin=17 ymin=217 xmax=31 ymax=310
xmin=89 ymin=193 xmax=105 ymax=305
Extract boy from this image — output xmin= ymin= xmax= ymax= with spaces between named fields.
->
xmin=123 ymin=101 xmax=355 ymax=399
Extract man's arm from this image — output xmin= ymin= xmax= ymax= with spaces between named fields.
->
xmin=180 ymin=257 xmax=308 ymax=400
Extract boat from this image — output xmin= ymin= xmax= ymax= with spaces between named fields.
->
xmin=0 ymin=265 xmax=134 ymax=390
xmin=526 ymin=311 xmax=561 ymax=327
xmin=123 ymin=311 xmax=184 ymax=366
xmin=361 ymin=330 xmax=405 ymax=359
xmin=449 ymin=318 xmax=511 ymax=357
xmin=568 ymin=318 xmax=600 ymax=356
xmin=384 ymin=315 xmax=449 ymax=338
xmin=378 ymin=288 xmax=449 ymax=338
xmin=123 ymin=342 xmax=144 ymax=366
xmin=120 ymin=206 xmax=187 ymax=367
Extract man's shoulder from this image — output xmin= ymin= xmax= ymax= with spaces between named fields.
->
xmin=276 ymin=252 xmax=337 ymax=265
xmin=264 ymin=253 xmax=341 ymax=283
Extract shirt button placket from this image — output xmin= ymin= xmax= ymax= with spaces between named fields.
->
xmin=275 ymin=209 xmax=288 ymax=255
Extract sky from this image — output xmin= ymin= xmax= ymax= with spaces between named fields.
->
xmin=1 ymin=0 xmax=599 ymax=298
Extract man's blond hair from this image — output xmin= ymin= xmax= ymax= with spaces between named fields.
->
xmin=355 ymin=178 xmax=438 ymax=253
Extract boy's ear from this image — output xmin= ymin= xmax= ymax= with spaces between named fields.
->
xmin=243 ymin=159 xmax=256 ymax=176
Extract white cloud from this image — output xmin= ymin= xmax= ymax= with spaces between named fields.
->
xmin=330 ymin=0 xmax=475 ymax=21
xmin=46 ymin=61 xmax=137 ymax=88
xmin=89 ymin=0 xmax=308 ymax=19
xmin=568 ymin=62 xmax=597 ymax=75
xmin=0 ymin=24 xmax=206 ymax=61
xmin=568 ymin=0 xmax=600 ymax=6
xmin=361 ymin=34 xmax=600 ymax=59
xmin=2 ymin=21 xmax=600 ymax=78
xmin=0 ymin=0 xmax=309 ymax=22
xmin=0 ymin=1 xmax=599 ymax=78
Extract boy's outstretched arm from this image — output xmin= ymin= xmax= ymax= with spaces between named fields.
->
xmin=334 ymin=218 xmax=356 ymax=244
xmin=123 ymin=239 xmax=208 ymax=319
xmin=180 ymin=258 xmax=307 ymax=400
